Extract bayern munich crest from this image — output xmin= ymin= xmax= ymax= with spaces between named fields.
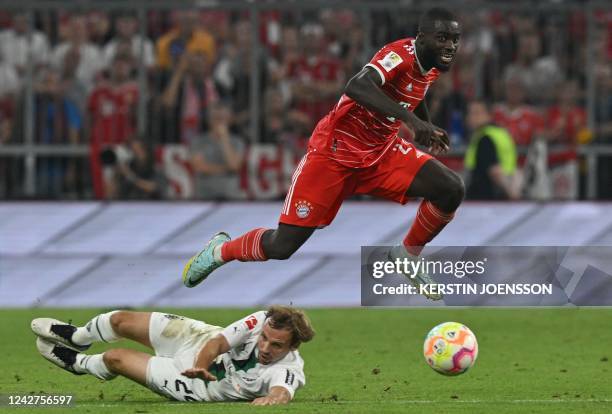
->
xmin=295 ymin=200 xmax=313 ymax=219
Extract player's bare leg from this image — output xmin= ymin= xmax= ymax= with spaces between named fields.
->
xmin=260 ymin=224 xmax=316 ymax=260
xmin=405 ymin=158 xmax=465 ymax=214
xmin=183 ymin=223 xmax=315 ymax=287
xmin=33 ymin=311 xmax=155 ymax=381
xmin=102 ymin=348 xmax=151 ymax=385
xmin=107 ymin=311 xmax=153 ymax=348
xmin=32 ymin=311 xmax=153 ymax=350
xmin=390 ymin=158 xmax=465 ymax=300
xmin=35 ymin=338 xmax=151 ymax=384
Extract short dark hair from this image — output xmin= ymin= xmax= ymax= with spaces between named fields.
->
xmin=266 ymin=305 xmax=315 ymax=348
xmin=418 ymin=7 xmax=457 ymax=33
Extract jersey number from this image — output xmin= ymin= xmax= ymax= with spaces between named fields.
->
xmin=285 ymin=369 xmax=295 ymax=386
xmin=387 ymin=102 xmax=410 ymax=122
xmin=175 ymin=379 xmax=197 ymax=401
xmin=395 ymin=142 xmax=413 ymax=155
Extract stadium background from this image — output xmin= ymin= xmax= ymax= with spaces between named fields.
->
xmin=1 ymin=1 xmax=612 ymax=412
xmin=0 ymin=0 xmax=610 ymax=201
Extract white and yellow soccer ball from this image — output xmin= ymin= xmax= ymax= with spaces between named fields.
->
xmin=423 ymin=322 xmax=478 ymax=376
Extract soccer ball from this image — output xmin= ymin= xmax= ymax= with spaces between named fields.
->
xmin=423 ymin=322 xmax=478 ymax=376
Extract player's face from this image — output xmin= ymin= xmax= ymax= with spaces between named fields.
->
xmin=418 ymin=20 xmax=461 ymax=72
xmin=257 ymin=322 xmax=293 ymax=365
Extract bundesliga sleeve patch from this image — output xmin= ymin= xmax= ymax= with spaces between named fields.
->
xmin=245 ymin=315 xmax=258 ymax=330
xmin=377 ymin=51 xmax=403 ymax=72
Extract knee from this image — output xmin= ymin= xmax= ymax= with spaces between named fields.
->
xmin=109 ymin=311 xmax=129 ymax=335
xmin=437 ymin=171 xmax=465 ymax=212
xmin=447 ymin=172 xmax=465 ymax=207
xmin=103 ymin=349 xmax=124 ymax=372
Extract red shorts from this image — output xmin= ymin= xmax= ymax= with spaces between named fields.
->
xmin=279 ymin=139 xmax=433 ymax=228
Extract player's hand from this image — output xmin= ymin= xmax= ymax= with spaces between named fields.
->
xmin=250 ymin=396 xmax=286 ymax=406
xmin=428 ymin=126 xmax=450 ymax=155
xmin=181 ymin=367 xmax=217 ymax=381
xmin=409 ymin=117 xmax=448 ymax=149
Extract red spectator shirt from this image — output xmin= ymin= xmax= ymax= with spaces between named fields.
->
xmin=545 ymin=106 xmax=586 ymax=144
xmin=492 ymin=104 xmax=544 ymax=146
xmin=309 ymin=38 xmax=440 ymax=168
xmin=88 ymin=81 xmax=139 ymax=146
xmin=287 ymin=55 xmax=343 ymax=125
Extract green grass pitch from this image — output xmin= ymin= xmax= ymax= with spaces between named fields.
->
xmin=2 ymin=308 xmax=612 ymax=414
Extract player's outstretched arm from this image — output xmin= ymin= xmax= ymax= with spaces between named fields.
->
xmin=251 ymin=386 xmax=292 ymax=406
xmin=344 ymin=67 xmax=447 ymax=150
xmin=181 ymin=334 xmax=230 ymax=381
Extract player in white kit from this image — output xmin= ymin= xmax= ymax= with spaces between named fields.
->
xmin=31 ymin=306 xmax=314 ymax=406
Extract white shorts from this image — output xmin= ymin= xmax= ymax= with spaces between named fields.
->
xmin=145 ymin=313 xmax=222 ymax=401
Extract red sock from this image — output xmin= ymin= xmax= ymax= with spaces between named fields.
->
xmin=403 ymin=201 xmax=455 ymax=256
xmin=221 ymin=228 xmax=269 ymax=262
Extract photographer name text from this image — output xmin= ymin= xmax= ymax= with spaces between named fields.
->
xmin=372 ymin=283 xmax=553 ymax=296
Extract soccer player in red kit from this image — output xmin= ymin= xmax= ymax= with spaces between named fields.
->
xmin=183 ymin=8 xmax=463 ymax=300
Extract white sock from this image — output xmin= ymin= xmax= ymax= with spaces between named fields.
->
xmin=213 ymin=244 xmax=225 ymax=263
xmin=75 ymin=354 xmax=117 ymax=380
xmin=390 ymin=245 xmax=417 ymax=260
xmin=72 ymin=311 xmax=122 ymax=346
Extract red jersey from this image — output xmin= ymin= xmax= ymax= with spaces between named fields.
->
xmin=309 ymin=38 xmax=440 ymax=168
xmin=88 ymin=81 xmax=139 ymax=146
xmin=492 ymin=104 xmax=544 ymax=146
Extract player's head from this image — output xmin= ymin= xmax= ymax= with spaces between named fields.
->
xmin=415 ymin=7 xmax=461 ymax=72
xmin=257 ymin=306 xmax=315 ymax=365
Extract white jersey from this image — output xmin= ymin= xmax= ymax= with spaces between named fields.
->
xmin=145 ymin=311 xmax=305 ymax=402
xmin=205 ymin=311 xmax=305 ymax=401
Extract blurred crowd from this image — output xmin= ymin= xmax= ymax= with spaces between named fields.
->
xmin=0 ymin=7 xmax=610 ymax=200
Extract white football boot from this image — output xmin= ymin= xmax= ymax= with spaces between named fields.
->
xmin=31 ymin=318 xmax=91 ymax=352
xmin=36 ymin=337 xmax=84 ymax=375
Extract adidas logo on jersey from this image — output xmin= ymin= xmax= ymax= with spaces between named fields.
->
xmin=406 ymin=83 xmax=413 ymax=92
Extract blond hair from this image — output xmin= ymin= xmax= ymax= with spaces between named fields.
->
xmin=266 ymin=305 xmax=315 ymax=348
